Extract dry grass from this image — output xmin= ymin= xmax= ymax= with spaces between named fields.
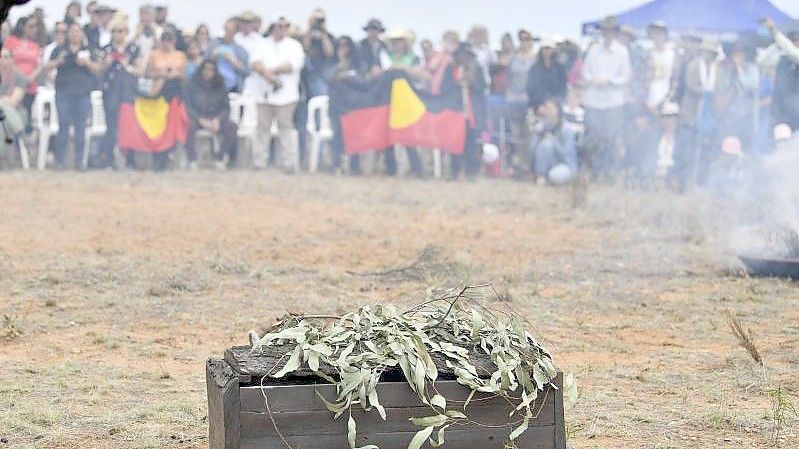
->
xmin=0 ymin=171 xmax=798 ymax=448
xmin=725 ymin=311 xmax=763 ymax=366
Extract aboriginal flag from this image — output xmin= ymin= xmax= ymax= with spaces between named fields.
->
xmin=118 ymin=78 xmax=189 ymax=153
xmin=330 ymin=71 xmax=466 ymax=154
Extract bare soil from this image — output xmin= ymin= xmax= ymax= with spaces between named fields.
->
xmin=0 ymin=171 xmax=797 ymax=449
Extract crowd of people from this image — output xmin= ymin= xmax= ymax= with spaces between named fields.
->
xmin=0 ymin=2 xmax=797 ymax=191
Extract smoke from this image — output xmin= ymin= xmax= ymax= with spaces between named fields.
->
xmin=726 ymin=138 xmax=799 ymax=259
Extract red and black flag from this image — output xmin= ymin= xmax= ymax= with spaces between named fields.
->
xmin=118 ymin=79 xmax=189 ymax=153
xmin=330 ymin=71 xmax=466 ymax=155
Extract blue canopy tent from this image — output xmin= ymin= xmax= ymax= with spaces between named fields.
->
xmin=582 ymin=0 xmax=794 ymax=35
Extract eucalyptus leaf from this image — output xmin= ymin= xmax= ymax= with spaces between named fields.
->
xmin=407 ymin=426 xmax=434 ymax=449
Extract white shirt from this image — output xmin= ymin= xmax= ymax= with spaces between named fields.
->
xmin=581 ymin=39 xmax=632 ymax=110
xmin=244 ymin=36 xmax=305 ymax=106
xmin=646 ymin=43 xmax=676 ymax=110
xmin=234 ymin=31 xmax=265 ymax=59
xmin=99 ymin=25 xmax=112 ymax=48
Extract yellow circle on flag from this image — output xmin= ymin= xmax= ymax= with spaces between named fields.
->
xmin=389 ymin=78 xmax=426 ymax=129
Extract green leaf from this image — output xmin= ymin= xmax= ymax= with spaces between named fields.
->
xmin=430 ymin=394 xmax=446 ymax=410
xmin=408 ymin=426 xmax=434 ymax=449
xmin=445 ymin=409 xmax=467 ymax=419
xmin=368 ymin=385 xmax=386 ymax=420
xmin=429 ymin=424 xmax=450 ymax=447
xmin=272 ymin=345 xmax=302 ymax=378
xmin=347 ymin=413 xmax=357 ymax=449
xmin=409 ymin=414 xmax=448 ymax=427
xmin=308 ymin=351 xmax=320 ymax=372
xmin=315 ymin=390 xmax=347 ymax=414
xmin=508 ymin=413 xmax=530 ymax=440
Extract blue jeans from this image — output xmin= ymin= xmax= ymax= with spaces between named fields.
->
xmin=55 ymin=93 xmax=91 ymax=168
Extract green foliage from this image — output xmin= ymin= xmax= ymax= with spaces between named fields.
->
xmin=249 ymin=287 xmax=560 ymax=449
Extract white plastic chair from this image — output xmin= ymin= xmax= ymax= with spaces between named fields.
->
xmin=83 ymin=90 xmax=108 ymax=168
xmin=34 ymin=88 xmax=105 ymax=170
xmin=229 ymin=93 xmax=258 ymax=167
xmin=34 ymin=87 xmax=57 ymax=170
xmin=306 ymin=95 xmax=334 ymax=173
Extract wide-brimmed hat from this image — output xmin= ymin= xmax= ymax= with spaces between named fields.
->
xmin=600 ymin=16 xmax=620 ymax=31
xmin=236 ymin=10 xmax=261 ymax=23
xmin=363 ymin=18 xmax=385 ymax=32
xmin=648 ymin=20 xmax=668 ymax=31
xmin=94 ymin=4 xmax=116 ymax=14
xmin=700 ymin=38 xmax=720 ymax=54
xmin=385 ymin=27 xmax=413 ymax=42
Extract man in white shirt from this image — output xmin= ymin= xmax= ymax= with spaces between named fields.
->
xmin=234 ymin=10 xmax=264 ymax=58
xmin=245 ymin=13 xmax=306 ymax=172
xmin=581 ymin=16 xmax=632 ymax=178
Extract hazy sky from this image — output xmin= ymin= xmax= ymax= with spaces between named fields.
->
xmin=11 ymin=0 xmax=799 ymax=43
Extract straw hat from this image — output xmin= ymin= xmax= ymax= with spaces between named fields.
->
xmin=385 ymin=27 xmax=413 ymax=43
xmin=236 ymin=10 xmax=261 ymax=23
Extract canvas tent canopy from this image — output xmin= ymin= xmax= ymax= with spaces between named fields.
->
xmin=582 ymin=0 xmax=794 ymax=35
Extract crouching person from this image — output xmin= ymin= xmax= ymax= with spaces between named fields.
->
xmin=531 ymin=98 xmax=578 ymax=185
xmin=185 ymin=59 xmax=238 ymax=168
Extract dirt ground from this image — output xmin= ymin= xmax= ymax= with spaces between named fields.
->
xmin=0 ymin=171 xmax=797 ymax=449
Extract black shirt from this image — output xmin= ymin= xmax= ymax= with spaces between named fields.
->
xmin=50 ymin=44 xmax=98 ymax=96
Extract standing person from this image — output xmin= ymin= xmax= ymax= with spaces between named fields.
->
xmin=132 ymin=5 xmax=162 ymax=63
xmin=302 ymin=8 xmax=335 ymax=97
xmin=234 ymin=10 xmax=264 ymax=61
xmin=185 ymin=59 xmax=238 ymax=168
xmin=45 ymin=22 xmax=101 ymax=170
xmin=326 ymin=35 xmax=364 ymax=173
xmin=580 ymin=16 xmax=632 ymax=180
xmin=41 ymin=21 xmax=68 ymax=88
xmin=384 ymin=27 xmax=425 ymax=176
xmin=467 ymin=25 xmax=493 ymax=85
xmin=83 ymin=1 xmax=99 ymax=47
xmin=194 ymin=24 xmax=211 ymax=56
xmin=359 ymin=18 xmax=388 ymax=78
xmin=764 ymin=19 xmax=799 ymax=131
xmin=643 ymin=21 xmax=676 ymax=113
xmin=29 ymin=9 xmax=48 ymax=48
xmin=505 ymin=29 xmax=537 ymax=174
xmin=450 ymin=42 xmax=487 ymax=180
xmin=185 ymin=37 xmax=203 ymax=78
xmin=6 ymin=15 xmax=42 ymax=134
xmin=490 ymin=32 xmax=514 ymax=95
xmin=63 ymin=1 xmax=82 ymax=26
xmin=246 ymin=14 xmax=305 ymax=173
xmin=208 ymin=18 xmax=249 ymax=93
xmin=154 ymin=5 xmax=185 ymax=51
xmin=85 ymin=4 xmax=115 ymax=51
xmin=715 ymin=41 xmax=758 ymax=154
xmin=526 ymin=38 xmax=567 ymax=112
xmin=675 ymin=38 xmax=720 ymax=190
xmin=96 ymin=18 xmax=143 ymax=169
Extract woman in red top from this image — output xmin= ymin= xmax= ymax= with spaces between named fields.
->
xmin=6 ymin=15 xmax=42 ymax=132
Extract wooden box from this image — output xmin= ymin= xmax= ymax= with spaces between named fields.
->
xmin=207 ymin=348 xmax=565 ymax=449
